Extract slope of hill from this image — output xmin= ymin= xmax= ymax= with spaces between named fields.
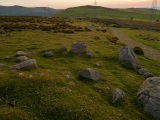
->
xmin=54 ymin=5 xmax=160 ymax=21
xmin=0 ymin=5 xmax=61 ymax=16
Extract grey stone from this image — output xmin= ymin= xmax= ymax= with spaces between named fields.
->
xmin=112 ymin=88 xmax=125 ymax=103
xmin=119 ymin=46 xmax=140 ymax=70
xmin=41 ymin=49 xmax=49 ymax=53
xmin=142 ymin=72 xmax=155 ymax=79
xmin=60 ymin=45 xmax=67 ymax=52
xmin=16 ymin=51 xmax=27 ymax=57
xmin=70 ymin=42 xmax=86 ymax=54
xmin=138 ymin=68 xmax=150 ymax=75
xmin=27 ymin=52 xmax=36 ymax=56
xmin=16 ymin=56 xmax=29 ymax=62
xmin=78 ymin=68 xmax=100 ymax=81
xmin=137 ymin=77 xmax=160 ymax=119
xmin=86 ymin=51 xmax=93 ymax=57
xmin=9 ymin=59 xmax=38 ymax=70
xmin=0 ymin=63 xmax=5 ymax=67
xmin=0 ymin=29 xmax=6 ymax=34
xmin=44 ymin=51 xmax=53 ymax=57
xmin=94 ymin=36 xmax=100 ymax=40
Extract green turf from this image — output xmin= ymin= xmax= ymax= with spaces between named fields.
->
xmin=54 ymin=5 xmax=160 ymax=21
xmin=0 ymin=17 xmax=158 ymax=119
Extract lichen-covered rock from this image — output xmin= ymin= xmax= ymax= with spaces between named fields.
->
xmin=78 ymin=68 xmax=100 ymax=81
xmin=70 ymin=42 xmax=86 ymax=54
xmin=9 ymin=59 xmax=38 ymax=70
xmin=16 ymin=51 xmax=27 ymax=57
xmin=137 ymin=77 xmax=160 ymax=119
xmin=112 ymin=88 xmax=125 ymax=103
xmin=119 ymin=46 xmax=140 ymax=70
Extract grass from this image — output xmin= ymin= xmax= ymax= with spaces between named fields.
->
xmin=121 ymin=28 xmax=160 ymax=51
xmin=54 ymin=5 xmax=160 ymax=21
xmin=0 ymin=17 xmax=159 ymax=119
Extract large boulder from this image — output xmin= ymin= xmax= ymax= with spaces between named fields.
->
xmin=70 ymin=42 xmax=86 ymax=54
xmin=137 ymin=77 xmax=160 ymax=119
xmin=9 ymin=59 xmax=38 ymax=70
xmin=78 ymin=68 xmax=100 ymax=81
xmin=119 ymin=46 xmax=140 ymax=70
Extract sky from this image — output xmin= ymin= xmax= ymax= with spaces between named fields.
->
xmin=0 ymin=0 xmax=158 ymax=9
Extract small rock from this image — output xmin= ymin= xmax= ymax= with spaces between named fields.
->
xmin=94 ymin=36 xmax=100 ymax=40
xmin=142 ymin=72 xmax=155 ymax=79
xmin=18 ymin=72 xmax=24 ymax=76
xmin=86 ymin=51 xmax=93 ymax=57
xmin=60 ymin=45 xmax=67 ymax=52
xmin=16 ymin=56 xmax=29 ymax=62
xmin=29 ymin=75 xmax=33 ymax=78
xmin=44 ymin=51 xmax=53 ymax=57
xmin=0 ymin=29 xmax=6 ymax=34
xmin=5 ymin=56 xmax=11 ymax=59
xmin=5 ymin=34 xmax=11 ymax=37
xmin=138 ymin=68 xmax=150 ymax=75
xmin=40 ymin=73 xmax=44 ymax=76
xmin=0 ymin=63 xmax=5 ymax=67
xmin=78 ymin=68 xmax=100 ymax=81
xmin=68 ymin=81 xmax=75 ymax=86
xmin=112 ymin=88 xmax=125 ymax=103
xmin=27 ymin=52 xmax=36 ymax=56
xmin=64 ymin=74 xmax=73 ymax=79
xmin=41 ymin=49 xmax=49 ymax=53
xmin=16 ymin=51 xmax=27 ymax=57
xmin=95 ymin=63 xmax=101 ymax=67
xmin=9 ymin=59 xmax=38 ymax=70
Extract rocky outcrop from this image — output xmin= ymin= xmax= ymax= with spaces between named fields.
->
xmin=119 ymin=46 xmax=140 ymax=70
xmin=9 ymin=59 xmax=38 ymax=70
xmin=78 ymin=68 xmax=100 ymax=81
xmin=70 ymin=42 xmax=86 ymax=54
xmin=137 ymin=77 xmax=160 ymax=120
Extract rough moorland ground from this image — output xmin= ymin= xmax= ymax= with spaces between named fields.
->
xmin=0 ymin=17 xmax=160 ymax=120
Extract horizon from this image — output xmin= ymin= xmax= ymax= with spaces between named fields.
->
xmin=0 ymin=0 xmax=159 ymax=9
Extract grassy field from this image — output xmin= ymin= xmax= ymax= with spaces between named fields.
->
xmin=121 ymin=28 xmax=160 ymax=51
xmin=54 ymin=5 xmax=160 ymax=21
xmin=0 ymin=17 xmax=160 ymax=119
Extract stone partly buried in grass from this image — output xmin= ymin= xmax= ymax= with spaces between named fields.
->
xmin=70 ymin=42 xmax=86 ymax=54
xmin=78 ymin=68 xmax=100 ymax=81
xmin=119 ymin=46 xmax=140 ymax=70
xmin=137 ymin=77 xmax=160 ymax=120
xmin=9 ymin=59 xmax=38 ymax=70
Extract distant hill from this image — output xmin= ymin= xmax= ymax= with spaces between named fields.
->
xmin=0 ymin=5 xmax=61 ymax=16
xmin=54 ymin=5 xmax=160 ymax=21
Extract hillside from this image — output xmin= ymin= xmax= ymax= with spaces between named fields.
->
xmin=0 ymin=16 xmax=160 ymax=119
xmin=0 ymin=5 xmax=61 ymax=16
xmin=54 ymin=5 xmax=160 ymax=21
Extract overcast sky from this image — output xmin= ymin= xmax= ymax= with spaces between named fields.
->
xmin=0 ymin=0 xmax=157 ymax=9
